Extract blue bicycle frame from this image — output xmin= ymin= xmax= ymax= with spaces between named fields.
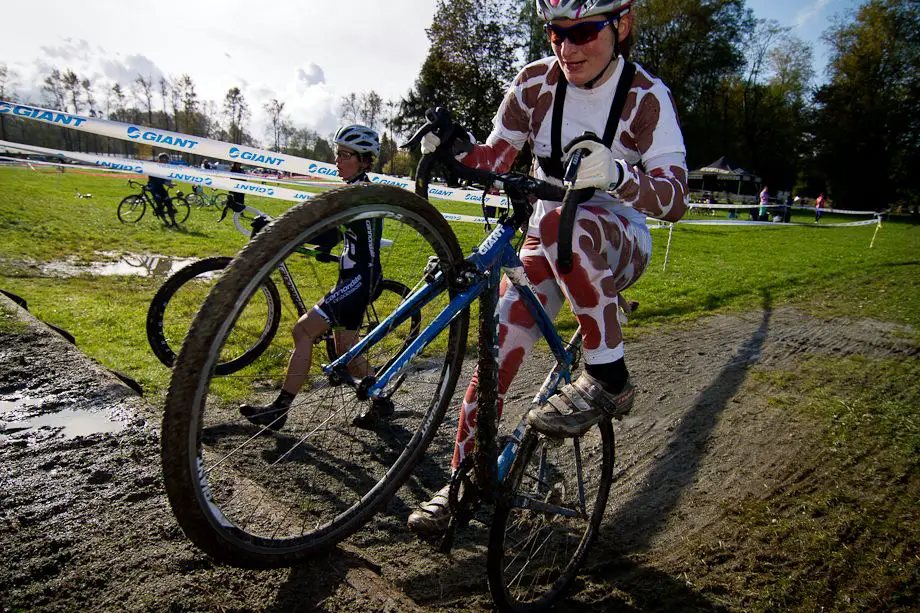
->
xmin=325 ymin=217 xmax=581 ymax=480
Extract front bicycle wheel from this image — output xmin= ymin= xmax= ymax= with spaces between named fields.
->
xmin=168 ymin=196 xmax=191 ymax=225
xmin=146 ymin=256 xmax=282 ymax=375
xmin=162 ymin=184 xmax=468 ymax=568
xmin=487 ymin=421 xmax=615 ymax=611
xmin=324 ymin=278 xmax=421 ymax=363
xmin=117 ymin=195 xmax=146 ymax=223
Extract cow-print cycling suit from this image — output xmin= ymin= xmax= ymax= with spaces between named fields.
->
xmin=451 ymin=55 xmax=689 ymax=469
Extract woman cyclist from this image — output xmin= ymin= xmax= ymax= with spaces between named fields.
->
xmin=408 ymin=0 xmax=689 ymax=536
xmin=240 ymin=125 xmax=391 ymax=429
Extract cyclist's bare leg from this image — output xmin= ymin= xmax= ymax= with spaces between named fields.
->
xmin=240 ymin=308 xmax=328 ymax=430
xmin=333 ymin=329 xmax=372 ymax=378
xmin=282 ymin=308 xmax=331 ymax=395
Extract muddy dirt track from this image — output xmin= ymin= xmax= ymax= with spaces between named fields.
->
xmin=1 ymin=290 xmax=917 ymax=612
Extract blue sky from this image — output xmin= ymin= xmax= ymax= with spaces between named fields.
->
xmin=746 ymin=0 xmax=862 ymax=81
xmin=1 ymin=0 xmax=860 ymax=140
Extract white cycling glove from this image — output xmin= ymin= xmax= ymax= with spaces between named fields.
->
xmin=420 ymin=130 xmax=475 ymax=158
xmin=420 ymin=132 xmax=441 ymax=155
xmin=563 ymin=140 xmax=628 ymax=192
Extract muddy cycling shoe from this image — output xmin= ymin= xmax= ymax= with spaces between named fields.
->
xmin=528 ymin=373 xmax=635 ymax=437
xmin=407 ymin=484 xmax=452 ymax=537
xmin=352 ymin=397 xmax=395 ymax=429
xmin=239 ymin=404 xmax=289 ymax=431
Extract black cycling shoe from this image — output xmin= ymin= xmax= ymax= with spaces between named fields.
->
xmin=239 ymin=404 xmax=288 ymax=431
xmin=352 ymin=397 xmax=395 ymax=429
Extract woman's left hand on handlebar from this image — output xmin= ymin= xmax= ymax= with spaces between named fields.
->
xmin=562 ymin=138 xmax=628 ymax=192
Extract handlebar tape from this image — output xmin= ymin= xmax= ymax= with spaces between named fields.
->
xmin=557 ymin=187 xmax=595 ymax=274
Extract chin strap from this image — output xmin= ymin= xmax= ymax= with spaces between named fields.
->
xmin=583 ymin=55 xmax=615 ymax=90
xmin=584 ymin=20 xmax=621 ymax=90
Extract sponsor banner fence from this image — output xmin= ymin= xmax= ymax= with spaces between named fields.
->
xmin=0 ymin=140 xmax=316 ymax=203
xmin=0 ymin=99 xmax=510 ymax=209
xmin=0 ymin=155 xmax=138 ymax=175
xmin=0 ymin=140 xmax=509 ymax=226
xmin=1 ymin=101 xmax=883 ymax=235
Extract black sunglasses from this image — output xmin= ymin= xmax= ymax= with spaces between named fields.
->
xmin=544 ymin=18 xmax=613 ymax=46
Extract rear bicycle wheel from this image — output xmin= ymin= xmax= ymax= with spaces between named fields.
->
xmin=117 ymin=195 xmax=146 ymax=223
xmin=487 ymin=421 xmax=614 ymax=611
xmin=162 ymin=184 xmax=468 ymax=568
xmin=146 ymin=256 xmax=282 ymax=375
xmin=186 ymin=192 xmax=204 ymax=208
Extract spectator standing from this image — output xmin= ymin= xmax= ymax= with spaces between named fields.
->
xmin=759 ymin=186 xmax=769 ymax=221
xmin=815 ymin=192 xmax=826 ymax=222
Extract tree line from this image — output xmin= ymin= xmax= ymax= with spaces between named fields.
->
xmin=1 ymin=0 xmax=916 ymax=208
xmin=392 ymin=0 xmax=918 ymax=209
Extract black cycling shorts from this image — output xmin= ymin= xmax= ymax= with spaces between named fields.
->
xmin=316 ymin=274 xmax=375 ymax=330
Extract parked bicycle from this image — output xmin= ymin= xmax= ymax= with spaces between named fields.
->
xmin=118 ymin=179 xmax=190 ymax=226
xmin=161 ymin=109 xmax=629 ymax=611
xmin=186 ymin=185 xmax=230 ymax=209
xmin=146 ymin=199 xmax=420 ymax=376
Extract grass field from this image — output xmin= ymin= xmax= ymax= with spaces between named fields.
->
xmin=2 ymin=165 xmax=917 ymax=397
xmin=2 ymin=165 xmax=919 ymax=609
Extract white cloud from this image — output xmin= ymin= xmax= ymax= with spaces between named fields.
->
xmin=40 ymin=38 xmax=92 ymax=62
xmin=296 ymin=64 xmax=326 ymax=89
xmin=100 ymin=54 xmax=165 ymax=88
xmin=794 ymin=0 xmax=832 ymax=29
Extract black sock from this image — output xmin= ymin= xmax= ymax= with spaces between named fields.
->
xmin=585 ymin=359 xmax=628 ymax=394
xmin=273 ymin=389 xmax=296 ymax=409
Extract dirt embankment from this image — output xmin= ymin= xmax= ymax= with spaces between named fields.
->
xmin=1 ymin=291 xmax=917 ymax=612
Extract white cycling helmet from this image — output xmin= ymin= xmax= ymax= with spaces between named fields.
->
xmin=536 ymin=0 xmax=632 ymax=21
xmin=334 ymin=124 xmax=380 ymax=157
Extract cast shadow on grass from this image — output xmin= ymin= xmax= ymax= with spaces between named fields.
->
xmin=637 ymin=272 xmax=828 ymax=321
xmin=581 ymin=290 xmax=774 ymax=609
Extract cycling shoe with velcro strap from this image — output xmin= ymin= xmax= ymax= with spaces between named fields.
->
xmin=527 ymin=373 xmax=635 ymax=437
xmin=407 ymin=484 xmax=452 ymax=537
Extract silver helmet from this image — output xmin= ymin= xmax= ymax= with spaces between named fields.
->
xmin=334 ymin=124 xmax=380 ymax=157
xmin=535 ymin=0 xmax=632 ymax=21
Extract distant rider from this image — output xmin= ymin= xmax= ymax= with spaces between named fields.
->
xmin=148 ymin=152 xmax=174 ymax=213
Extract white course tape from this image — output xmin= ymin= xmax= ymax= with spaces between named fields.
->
xmin=0 ymin=140 xmax=315 ymax=203
xmin=689 ymin=202 xmax=878 ymax=215
xmin=0 ymin=140 xmax=318 ymax=189
xmin=0 ymin=155 xmax=136 ymax=175
xmin=650 ymin=217 xmax=878 ymax=229
xmin=1 ymin=140 xmax=509 ymax=227
xmin=0 ymin=99 xmax=509 ymax=209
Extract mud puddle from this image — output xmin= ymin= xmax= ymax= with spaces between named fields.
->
xmin=0 ymin=395 xmax=128 ymax=440
xmin=36 ymin=251 xmax=199 ymax=278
